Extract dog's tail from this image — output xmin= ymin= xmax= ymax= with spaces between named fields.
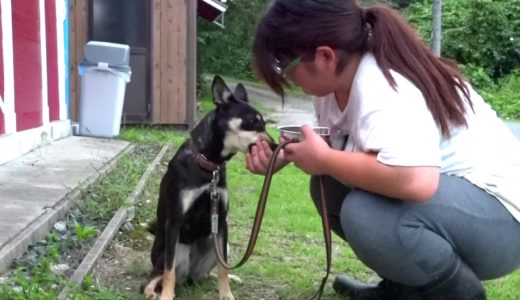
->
xmin=144 ymin=219 xmax=158 ymax=235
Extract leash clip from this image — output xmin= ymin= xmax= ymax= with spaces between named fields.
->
xmin=210 ymin=168 xmax=220 ymax=234
xmin=210 ymin=169 xmax=220 ymax=200
xmin=211 ymin=213 xmax=219 ymax=234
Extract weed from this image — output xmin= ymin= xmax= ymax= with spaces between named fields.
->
xmin=74 ymin=222 xmax=98 ymax=241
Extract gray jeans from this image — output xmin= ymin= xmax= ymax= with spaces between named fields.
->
xmin=310 ymin=174 xmax=520 ymax=286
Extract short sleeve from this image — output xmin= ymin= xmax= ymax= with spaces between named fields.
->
xmin=356 ymin=78 xmax=442 ymax=167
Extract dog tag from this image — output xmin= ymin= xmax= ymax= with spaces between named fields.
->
xmin=211 ymin=213 xmax=219 ymax=233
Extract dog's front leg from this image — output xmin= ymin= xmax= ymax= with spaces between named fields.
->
xmin=217 ymin=263 xmax=234 ymax=300
xmin=160 ymin=219 xmax=179 ymax=300
xmin=217 ymin=224 xmax=234 ymax=300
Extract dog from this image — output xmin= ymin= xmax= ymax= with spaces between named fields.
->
xmin=143 ymin=76 xmax=275 ymax=300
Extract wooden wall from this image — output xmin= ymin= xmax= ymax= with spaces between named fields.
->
xmin=45 ymin=0 xmax=60 ymax=122
xmin=152 ymin=0 xmax=189 ymax=125
xmin=68 ymin=0 xmax=195 ymax=126
xmin=0 ymin=2 xmax=4 ymax=135
xmin=12 ymin=0 xmax=43 ymax=131
xmin=68 ymin=0 xmax=87 ymax=122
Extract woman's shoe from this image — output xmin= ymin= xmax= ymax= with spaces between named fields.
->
xmin=416 ymin=259 xmax=486 ymax=300
xmin=332 ymin=275 xmax=418 ymax=300
xmin=333 ymin=259 xmax=486 ymax=300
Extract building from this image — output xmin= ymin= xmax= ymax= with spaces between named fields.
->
xmin=0 ymin=0 xmax=227 ymax=166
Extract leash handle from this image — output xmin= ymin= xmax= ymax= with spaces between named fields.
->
xmin=212 ymin=140 xmax=295 ymax=269
xmin=310 ymin=175 xmax=332 ymax=300
xmin=212 ymin=140 xmax=333 ymax=300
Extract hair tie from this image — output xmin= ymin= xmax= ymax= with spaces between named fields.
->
xmin=365 ymin=22 xmax=373 ymax=37
xmin=361 ymin=8 xmax=368 ymax=23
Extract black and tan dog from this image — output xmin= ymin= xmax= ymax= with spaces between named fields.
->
xmin=144 ymin=76 xmax=275 ymax=300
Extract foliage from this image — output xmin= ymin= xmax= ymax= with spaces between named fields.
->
xmin=459 ymin=63 xmax=495 ymax=92
xmin=404 ymin=0 xmax=520 ymax=80
xmin=197 ymin=0 xmax=270 ymax=83
xmin=74 ymin=222 xmax=98 ymax=241
xmin=0 ymin=144 xmax=159 ymax=300
xmin=403 ymin=0 xmax=520 ymax=118
xmin=483 ymin=70 xmax=520 ymax=120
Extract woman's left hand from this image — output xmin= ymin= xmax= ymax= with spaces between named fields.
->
xmin=283 ymin=125 xmax=332 ymax=174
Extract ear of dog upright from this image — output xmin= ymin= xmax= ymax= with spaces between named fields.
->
xmin=144 ymin=76 xmax=275 ymax=300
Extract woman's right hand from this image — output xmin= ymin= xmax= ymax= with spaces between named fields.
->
xmin=246 ymin=138 xmax=290 ymax=175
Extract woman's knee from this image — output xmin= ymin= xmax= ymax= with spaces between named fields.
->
xmin=339 ymin=191 xmax=399 ymax=255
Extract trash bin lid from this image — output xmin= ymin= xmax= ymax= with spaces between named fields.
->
xmin=83 ymin=41 xmax=130 ymax=66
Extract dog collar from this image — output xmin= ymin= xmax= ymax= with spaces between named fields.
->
xmin=190 ymin=141 xmax=220 ymax=172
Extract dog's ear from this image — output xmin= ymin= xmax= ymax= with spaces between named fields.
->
xmin=212 ymin=75 xmax=233 ymax=105
xmin=233 ymin=83 xmax=249 ymax=103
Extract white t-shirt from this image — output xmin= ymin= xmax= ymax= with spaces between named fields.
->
xmin=314 ymin=53 xmax=520 ymax=222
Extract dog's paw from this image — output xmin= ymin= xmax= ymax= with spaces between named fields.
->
xmin=228 ymin=274 xmax=242 ymax=284
xmin=144 ymin=291 xmax=158 ymax=300
xmin=219 ymin=291 xmax=235 ymax=300
xmin=144 ymin=285 xmax=158 ymax=299
xmin=159 ymin=293 xmax=175 ymax=300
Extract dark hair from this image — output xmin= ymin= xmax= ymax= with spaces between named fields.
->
xmin=253 ymin=0 xmax=472 ymax=138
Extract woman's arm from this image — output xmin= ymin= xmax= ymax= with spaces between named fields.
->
xmin=324 ymin=150 xmax=439 ymax=202
xmin=284 ymin=125 xmax=440 ymax=202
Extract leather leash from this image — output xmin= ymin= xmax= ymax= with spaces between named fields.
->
xmin=211 ymin=140 xmax=332 ymax=299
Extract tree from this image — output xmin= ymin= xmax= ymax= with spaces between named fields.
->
xmin=197 ymin=0 xmax=270 ymax=83
xmin=431 ymin=0 xmax=442 ymax=55
xmin=405 ymin=0 xmax=520 ymax=81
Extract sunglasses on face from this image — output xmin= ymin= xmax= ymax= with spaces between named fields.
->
xmin=273 ymin=55 xmax=303 ymax=78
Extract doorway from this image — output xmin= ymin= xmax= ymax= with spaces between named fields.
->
xmin=88 ymin=0 xmax=151 ymax=123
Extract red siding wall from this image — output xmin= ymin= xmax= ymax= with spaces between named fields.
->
xmin=13 ymin=0 xmax=42 ymax=131
xmin=0 ymin=2 xmax=5 ymax=135
xmin=45 ymin=0 xmax=59 ymax=121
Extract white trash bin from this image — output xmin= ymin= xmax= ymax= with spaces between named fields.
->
xmin=78 ymin=41 xmax=131 ymax=138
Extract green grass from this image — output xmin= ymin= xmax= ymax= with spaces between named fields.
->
xmin=0 ymin=137 xmax=164 ymax=300
xmin=118 ymin=124 xmax=520 ymax=299
xmin=1 ymin=98 xmax=519 ymax=298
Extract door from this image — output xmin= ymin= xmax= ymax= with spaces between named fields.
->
xmin=89 ymin=0 xmax=151 ymax=123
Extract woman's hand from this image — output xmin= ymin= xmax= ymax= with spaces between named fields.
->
xmin=283 ymin=125 xmax=332 ymax=175
xmin=246 ymin=138 xmax=289 ymax=175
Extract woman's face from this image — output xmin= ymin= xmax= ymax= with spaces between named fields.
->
xmin=287 ymin=47 xmax=362 ymax=98
xmin=287 ymin=56 xmax=337 ymax=97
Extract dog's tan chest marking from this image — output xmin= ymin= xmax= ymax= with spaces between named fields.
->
xmin=180 ymin=185 xmax=228 ymax=214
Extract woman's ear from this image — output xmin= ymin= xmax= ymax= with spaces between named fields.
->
xmin=314 ymin=46 xmax=338 ymax=73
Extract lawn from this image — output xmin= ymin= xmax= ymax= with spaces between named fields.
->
xmin=118 ymin=124 xmax=520 ymax=299
xmin=0 ymin=94 xmax=518 ymax=299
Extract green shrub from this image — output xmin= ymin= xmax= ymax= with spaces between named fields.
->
xmin=459 ymin=63 xmax=496 ymax=92
xmin=404 ymin=0 xmax=520 ymax=81
xmin=484 ymin=70 xmax=520 ymax=120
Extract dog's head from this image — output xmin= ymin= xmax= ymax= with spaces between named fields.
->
xmin=191 ymin=76 xmax=275 ymax=162
xmin=212 ymin=76 xmax=276 ymax=158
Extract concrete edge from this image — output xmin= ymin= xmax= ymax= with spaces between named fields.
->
xmin=58 ymin=144 xmax=170 ymax=299
xmin=0 ymin=120 xmax=72 ymax=166
xmin=0 ymin=143 xmax=135 ymax=273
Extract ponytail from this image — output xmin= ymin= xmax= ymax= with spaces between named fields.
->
xmin=364 ymin=6 xmax=472 ymax=138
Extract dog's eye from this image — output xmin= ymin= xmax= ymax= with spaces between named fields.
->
xmin=239 ymin=114 xmax=262 ymax=131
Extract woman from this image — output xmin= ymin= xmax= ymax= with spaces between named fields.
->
xmin=246 ymin=0 xmax=520 ymax=299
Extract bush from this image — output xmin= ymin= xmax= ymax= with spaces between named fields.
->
xmin=404 ymin=0 xmax=520 ymax=81
xmin=459 ymin=63 xmax=495 ymax=92
xmin=484 ymin=70 xmax=520 ymax=120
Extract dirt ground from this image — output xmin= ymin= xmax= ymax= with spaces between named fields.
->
xmin=91 ymin=89 xmax=317 ymax=300
xmin=92 ymin=236 xmax=283 ymax=300
xmin=92 ymin=239 xmax=151 ymax=298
